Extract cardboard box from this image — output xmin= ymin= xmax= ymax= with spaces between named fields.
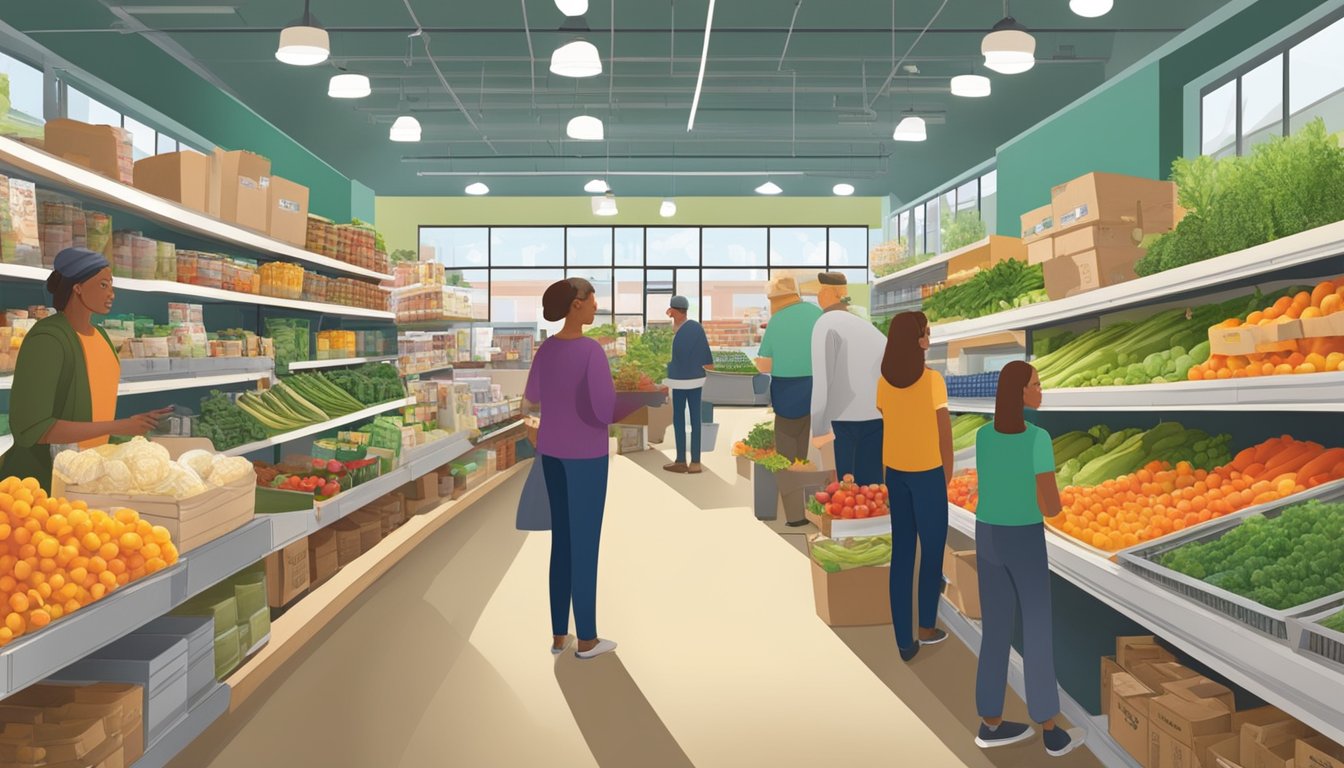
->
xmin=331 ymin=520 xmax=363 ymax=567
xmin=1027 ymin=237 xmax=1054 ymax=265
xmin=264 ymin=538 xmax=310 ymax=608
xmin=1053 ymin=222 xmax=1142 ymax=257
xmin=1242 ymin=720 xmax=1316 ymax=768
xmin=400 ymin=473 xmax=441 ymax=515
xmin=43 ymin=119 xmax=134 ymax=184
xmin=349 ymin=510 xmax=383 ymax=553
xmin=617 ymin=425 xmax=647 ymax=455
xmin=1020 ymin=204 xmax=1055 ymax=243
xmin=1210 ymin=734 xmax=1246 ymax=768
xmin=1298 ymin=736 xmax=1344 ymax=768
xmin=1257 ymin=319 xmax=1305 ymax=344
xmin=1043 ymin=246 xmax=1145 ymax=300
xmin=211 ymin=149 xmax=270 ymax=231
xmin=1300 ymin=312 xmax=1344 ymax=339
xmin=1050 ymin=172 xmax=1177 ymax=234
xmin=266 ymin=175 xmax=310 ymax=246
xmin=1118 ymin=635 xmax=1176 ymax=671
xmin=1101 ymin=655 xmax=1124 ymax=717
xmin=1162 ymin=676 xmax=1236 ymax=715
xmin=948 ymin=550 xmax=980 ymax=620
xmin=308 ymin=528 xmax=339 ymax=585
xmin=1110 ymin=672 xmax=1157 ymax=765
xmin=736 ymin=455 xmax=753 ymax=479
xmin=1133 ymin=661 xmax=1198 ymax=694
xmin=70 ymin=684 xmax=142 ymax=765
xmin=133 ymin=151 xmax=210 ymax=212
xmin=1155 ymin=726 xmax=1234 ymax=768
xmin=1209 ymin=326 xmax=1260 ymax=357
xmin=808 ymin=537 xmax=890 ymax=626
xmin=1151 ymin=694 xmax=1233 ymax=764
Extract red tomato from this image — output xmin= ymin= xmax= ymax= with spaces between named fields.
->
xmin=843 ymin=496 xmax=855 ymax=507
xmin=826 ymin=482 xmax=840 ymax=494
xmin=856 ymin=505 xmax=870 ymax=518
xmin=815 ymin=492 xmax=830 ymax=504
xmin=321 ymin=482 xmax=340 ymax=497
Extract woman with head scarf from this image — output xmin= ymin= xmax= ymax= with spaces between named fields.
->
xmin=523 ymin=277 xmax=619 ymax=660
xmin=2 ymin=247 xmax=169 ymax=491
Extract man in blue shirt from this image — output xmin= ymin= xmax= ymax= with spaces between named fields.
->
xmin=663 ymin=296 xmax=713 ymax=474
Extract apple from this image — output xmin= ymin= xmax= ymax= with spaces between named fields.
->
xmin=815 ymin=491 xmax=831 ymax=504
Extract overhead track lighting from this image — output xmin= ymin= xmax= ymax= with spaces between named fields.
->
xmin=592 ymin=192 xmax=619 ymax=216
xmin=550 ymin=39 xmax=603 ymax=78
xmin=276 ymin=0 xmax=329 ymax=66
xmin=464 ymin=182 xmax=490 ymax=196
xmin=981 ymin=12 xmax=1035 ymax=75
xmin=555 ymin=0 xmax=589 ymax=16
xmin=390 ymin=115 xmax=421 ymax=142
xmin=755 ymin=181 xmax=783 ymax=195
xmin=892 ymin=116 xmax=927 ymax=142
xmin=950 ymin=74 xmax=992 ymax=98
xmin=1069 ymin=0 xmax=1113 ymax=17
xmin=660 ymin=198 xmax=678 ymax=217
xmin=832 ymin=183 xmax=855 ymax=196
xmin=566 ymin=115 xmax=605 ymax=141
xmin=687 ymin=0 xmax=717 ymax=131
xmin=583 ymin=179 xmax=610 ymax=193
xmin=327 ymin=73 xmax=370 ymax=99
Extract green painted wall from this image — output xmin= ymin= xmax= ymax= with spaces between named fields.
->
xmin=374 ymin=196 xmax=885 ymax=255
xmin=350 ymin=180 xmax=376 ymax=224
xmin=994 ymin=63 xmax=1163 ymax=238
xmin=35 ymin=33 xmax=354 ymax=221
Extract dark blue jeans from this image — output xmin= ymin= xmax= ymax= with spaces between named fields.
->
xmin=886 ymin=466 xmax=949 ymax=650
xmin=975 ymin=521 xmax=1061 ymax=723
xmin=542 ymin=455 xmax=609 ymax=641
xmin=833 ymin=419 xmax=884 ymax=486
xmin=672 ymin=387 xmax=703 ymax=463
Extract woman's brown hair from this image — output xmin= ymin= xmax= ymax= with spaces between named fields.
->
xmin=994 ymin=360 xmax=1035 ymax=434
xmin=881 ymin=311 xmax=929 ymax=388
xmin=541 ymin=277 xmax=594 ymax=322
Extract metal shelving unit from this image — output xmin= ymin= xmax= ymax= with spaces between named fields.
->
xmin=287 ymin=355 xmax=398 ymax=371
xmin=131 ymin=682 xmax=231 ymax=768
xmin=949 ymin=372 xmax=1344 ymax=413
xmin=222 ymin=397 xmax=415 ymax=457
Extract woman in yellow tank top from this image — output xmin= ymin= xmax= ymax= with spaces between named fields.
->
xmin=876 ymin=311 xmax=953 ymax=661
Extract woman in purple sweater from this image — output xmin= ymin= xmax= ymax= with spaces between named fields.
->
xmin=524 ymin=277 xmax=618 ymax=660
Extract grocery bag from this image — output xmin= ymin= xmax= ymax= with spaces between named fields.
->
xmin=516 ymin=459 xmax=551 ymax=531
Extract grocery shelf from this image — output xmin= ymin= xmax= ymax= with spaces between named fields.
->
xmin=948 ymin=371 xmax=1344 ymax=413
xmin=0 ymin=262 xmax=395 ymax=320
xmin=222 ymin=397 xmax=415 ymax=456
xmin=286 ymin=356 xmax=398 ymax=371
xmin=1 ymin=367 xmax=273 ymax=395
xmin=397 ymin=318 xmax=478 ymax=331
xmin=401 ymin=431 xmax=475 ymax=480
xmin=132 ymin=682 xmax=230 ymax=768
xmin=930 ymin=219 xmax=1344 ymax=345
xmin=401 ymin=363 xmax=456 ymax=377
xmin=178 ymin=519 xmax=273 ymax=600
xmin=937 ymin=599 xmax=1142 ymax=768
xmin=946 ymin=503 xmax=1344 ymax=742
xmin=0 ymin=135 xmax=391 ymax=282
xmin=872 ymin=237 xmax=989 ymax=289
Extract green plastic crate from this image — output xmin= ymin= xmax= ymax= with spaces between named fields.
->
xmin=214 ymin=625 xmax=241 ymax=681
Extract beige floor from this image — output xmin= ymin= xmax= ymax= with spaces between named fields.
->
xmin=171 ymin=408 xmax=1101 ymax=768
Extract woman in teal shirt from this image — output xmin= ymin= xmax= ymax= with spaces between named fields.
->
xmin=972 ymin=361 xmax=1084 ymax=758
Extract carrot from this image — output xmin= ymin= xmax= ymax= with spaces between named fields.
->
xmin=1311 ymin=281 xmax=1337 ymax=307
xmin=1264 ymin=444 xmax=1316 ymax=474
xmin=1231 ymin=448 xmax=1257 ymax=472
xmin=1306 ymin=473 xmax=1331 ymax=488
xmin=1252 ymin=438 xmax=1283 ymax=464
xmin=1243 ymin=463 xmax=1266 ymax=479
xmin=1297 ymin=448 xmax=1344 ymax=481
xmin=1251 ymin=491 xmax=1281 ymax=505
xmin=1332 ymin=461 xmax=1344 ymax=478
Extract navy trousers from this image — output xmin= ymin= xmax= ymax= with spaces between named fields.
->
xmin=542 ymin=455 xmax=610 ymax=641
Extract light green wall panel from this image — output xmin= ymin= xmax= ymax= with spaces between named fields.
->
xmin=350 ymin=180 xmax=376 ymax=224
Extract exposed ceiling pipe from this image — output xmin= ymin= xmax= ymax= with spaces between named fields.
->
xmin=519 ymin=0 xmax=536 ymax=105
xmin=399 ymin=0 xmax=498 ymax=153
xmin=686 ymin=0 xmax=716 ymax=131
xmin=777 ymin=1 xmax=802 ymax=71
xmin=132 ymin=25 xmax=1184 ymax=34
xmin=867 ymin=0 xmax=951 ymax=110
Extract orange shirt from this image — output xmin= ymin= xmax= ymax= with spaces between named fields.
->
xmin=77 ymin=330 xmax=120 ymax=450
xmin=876 ymin=369 xmax=948 ymax=472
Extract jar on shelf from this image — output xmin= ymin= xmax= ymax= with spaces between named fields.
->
xmin=131 ymin=235 xmax=157 ymax=280
xmin=110 ymin=232 xmax=134 ymax=278
xmin=156 ymin=241 xmax=177 ymax=281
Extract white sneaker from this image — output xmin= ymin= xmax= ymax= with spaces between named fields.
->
xmin=576 ymin=638 xmax=618 ymax=660
xmin=551 ymin=635 xmax=574 ymax=655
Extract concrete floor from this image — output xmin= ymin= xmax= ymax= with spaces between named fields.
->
xmin=171 ymin=407 xmax=1101 ymax=768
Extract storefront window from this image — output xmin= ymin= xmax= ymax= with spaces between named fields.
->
xmin=1202 ymin=80 xmax=1238 ymax=157
xmin=956 ymin=179 xmax=979 ymax=213
xmin=828 ymin=228 xmax=868 ymax=266
xmin=421 ymin=227 xmax=488 ymax=268
xmin=490 ymin=228 xmax=563 ymax=267
xmin=566 ymin=227 xmax=613 ymax=267
xmin=491 ymin=268 xmax=564 ymax=335
xmin=1289 ymin=16 xmax=1344 ymax=134
xmin=615 ymin=227 xmax=644 ymax=266
xmin=1241 ymin=55 xmax=1284 ymax=151
xmin=0 ymin=51 xmax=44 ymax=138
xmin=924 ymin=198 xmax=941 ymax=255
xmin=980 ymin=170 xmax=998 ymax=235
xmin=769 ymin=227 xmax=826 ymax=266
xmin=702 ymin=227 xmax=766 ymax=267
xmin=646 ymin=227 xmax=699 ymax=266
xmin=66 ymin=87 xmax=121 ymax=128
xmin=701 ymin=269 xmax=768 ymax=321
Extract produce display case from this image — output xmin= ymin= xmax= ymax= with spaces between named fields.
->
xmin=1287 ymin=598 xmax=1344 ymax=674
xmin=703 ymin=369 xmax=770 ymax=406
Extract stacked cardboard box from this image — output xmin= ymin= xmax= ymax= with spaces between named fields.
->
xmin=0 ymin=682 xmax=143 ymax=767
xmin=1021 ymin=172 xmax=1182 ymax=300
xmin=264 ymin=538 xmax=311 ymax=608
xmin=43 ymin=119 xmax=134 ymax=185
xmin=308 ymin=528 xmax=339 ymax=588
xmin=941 ymin=545 xmax=981 ymax=620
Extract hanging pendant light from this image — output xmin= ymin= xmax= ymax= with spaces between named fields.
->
xmin=755 ymin=181 xmax=783 ymax=195
xmin=464 ymin=182 xmax=490 ymax=196
xmin=892 ymin=116 xmax=927 ymax=142
xmin=276 ymin=0 xmax=329 ymax=66
xmin=328 ymin=73 xmax=371 ymax=98
xmin=1070 ymin=0 xmax=1113 ymax=17
xmin=555 ymin=0 xmax=588 ymax=16
xmin=566 ymin=115 xmax=605 ymax=141
xmin=592 ymin=192 xmax=619 ymax=216
xmin=550 ymin=39 xmax=603 ymax=78
xmin=832 ymin=183 xmax=855 ymax=196
xmin=950 ymin=74 xmax=992 ymax=98
xmin=583 ymin=178 xmax=609 ymax=193
xmin=982 ymin=14 xmax=1035 ymax=75
xmin=660 ymin=198 xmax=678 ymax=217
xmin=390 ymin=115 xmax=421 ymax=142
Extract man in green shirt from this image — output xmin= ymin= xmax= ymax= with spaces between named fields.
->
xmin=755 ymin=275 xmax=823 ymax=481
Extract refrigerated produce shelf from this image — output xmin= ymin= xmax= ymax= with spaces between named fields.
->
xmin=287 ymin=356 xmax=398 ymax=371
xmin=222 ymin=397 xmax=415 ymax=456
xmin=949 ymin=372 xmax=1344 ymax=413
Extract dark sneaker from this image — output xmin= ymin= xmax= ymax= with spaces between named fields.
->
xmin=899 ymin=643 xmax=920 ymax=662
xmin=1044 ymin=726 xmax=1085 ymax=757
xmin=663 ymin=462 xmax=688 ymax=473
xmin=785 ymin=519 xmax=811 ymax=527
xmin=975 ymin=721 xmax=1034 ymax=749
xmin=919 ymin=628 xmax=948 ymax=646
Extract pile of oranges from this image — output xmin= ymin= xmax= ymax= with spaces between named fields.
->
xmin=1188 ymin=280 xmax=1344 ymax=380
xmin=0 ymin=476 xmax=179 ymax=647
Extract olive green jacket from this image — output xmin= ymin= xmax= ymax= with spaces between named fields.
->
xmin=2 ymin=314 xmax=117 ymax=492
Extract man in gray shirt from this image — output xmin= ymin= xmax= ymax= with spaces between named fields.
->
xmin=809 ymin=272 xmax=886 ymax=485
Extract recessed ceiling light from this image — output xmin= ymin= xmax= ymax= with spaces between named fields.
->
xmin=566 ymin=115 xmax=605 ymax=141
xmin=950 ymin=74 xmax=992 ymax=98
xmin=328 ymin=73 xmax=371 ymax=98
xmin=550 ymin=39 xmax=603 ymax=78
xmin=390 ymin=115 xmax=421 ymax=142
xmin=465 ymin=182 xmax=490 ymax=195
xmin=832 ymin=183 xmax=855 ymax=196
xmin=592 ymin=193 xmax=619 ymax=216
xmin=660 ymin=198 xmax=678 ymax=217
xmin=893 ymin=116 xmax=927 ymax=141
xmin=755 ymin=181 xmax=783 ymax=195
xmin=555 ymin=0 xmax=588 ymax=16
xmin=583 ymin=178 xmax=609 ymax=193
xmin=1069 ymin=0 xmax=1113 ymax=17
xmin=982 ymin=17 xmax=1035 ymax=75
